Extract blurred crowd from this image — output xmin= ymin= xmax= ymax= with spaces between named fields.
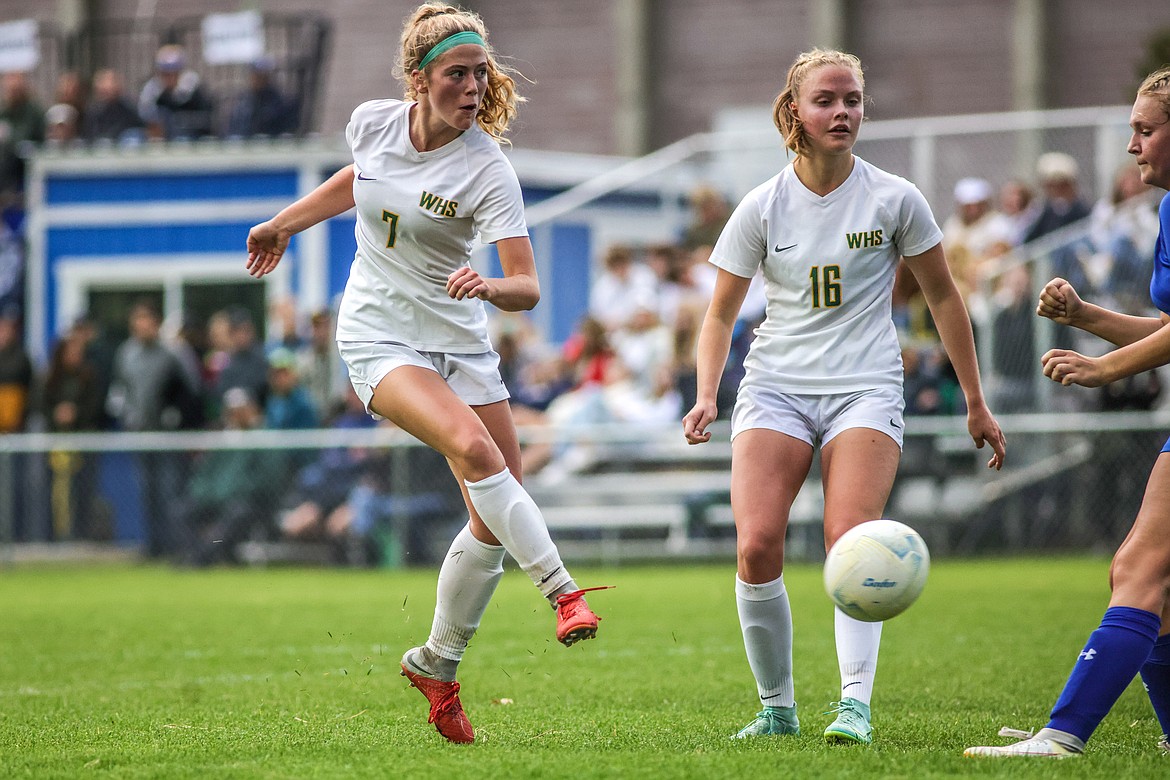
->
xmin=902 ymin=151 xmax=1164 ymax=418
xmin=0 ymin=43 xmax=302 ymax=215
xmin=1 ymin=296 xmax=466 ymax=566
xmin=0 ymin=144 xmax=1164 ymax=563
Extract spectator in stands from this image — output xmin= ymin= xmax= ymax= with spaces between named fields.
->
xmin=965 ymin=65 xmax=1170 ymax=760
xmin=280 ymin=384 xmax=377 ymax=543
xmin=70 ymin=312 xmax=116 ymax=430
xmin=1025 ymin=153 xmax=1097 ymax=341
xmin=82 ymin=68 xmax=145 ymax=144
xmin=999 ymin=178 xmax=1041 ymax=247
xmin=327 ymin=424 xmax=465 ymax=567
xmin=493 ymin=311 xmax=568 ymax=412
xmin=225 ymin=55 xmax=298 ymax=138
xmin=588 ymin=244 xmax=658 ymax=331
xmin=987 ymin=265 xmax=1036 ymax=413
xmin=265 ymin=346 xmax=319 ymax=430
xmin=686 ymin=244 xmax=721 ymax=301
xmin=44 ymin=103 xmax=80 ymax=145
xmin=246 ymin=4 xmax=606 ymax=746
xmin=43 ymin=328 xmax=103 ymax=433
xmin=214 ymin=306 xmax=268 ymax=410
xmin=681 ymin=184 xmax=732 ymax=251
xmin=41 ymin=328 xmax=105 ymax=540
xmin=0 ymin=220 xmax=22 ymax=320
xmin=0 ymin=305 xmax=32 ymax=433
xmin=0 ymin=72 xmax=45 ymax=204
xmin=646 ymin=242 xmax=711 ymax=332
xmin=172 ymin=386 xmax=288 ymax=566
xmin=561 ymin=315 xmax=618 ymax=390
xmin=290 ymin=308 xmax=348 ymax=420
xmin=53 ymin=71 xmax=86 ymax=125
xmin=941 ymin=177 xmax=1013 ymax=307
xmin=139 ymin=44 xmax=215 ymax=141
xmin=901 ymin=344 xmax=946 ymax=416
xmin=1089 ymin=163 xmax=1161 ymax=312
xmin=683 ymin=48 xmax=1004 ymax=746
xmin=1024 ymin=151 xmax=1092 ymax=244
xmin=610 ymin=302 xmax=675 ymax=401
xmin=202 ymin=309 xmax=232 ymax=391
xmin=106 ymin=300 xmax=194 ymax=558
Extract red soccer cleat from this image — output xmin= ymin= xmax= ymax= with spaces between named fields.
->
xmin=400 ymin=653 xmax=474 ymax=744
xmin=555 ymin=586 xmax=612 ymax=646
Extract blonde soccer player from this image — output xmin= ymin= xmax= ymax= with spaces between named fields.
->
xmin=246 ymin=2 xmax=606 ymax=745
xmin=966 ymin=66 xmax=1170 ymax=759
xmin=682 ymin=48 xmax=1006 ymax=744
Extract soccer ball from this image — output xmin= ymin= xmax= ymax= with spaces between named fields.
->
xmin=823 ymin=519 xmax=930 ymax=622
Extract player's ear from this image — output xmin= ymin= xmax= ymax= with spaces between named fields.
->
xmin=411 ymin=69 xmax=427 ymax=94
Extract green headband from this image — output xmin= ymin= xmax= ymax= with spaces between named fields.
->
xmin=417 ymin=30 xmax=486 ymax=71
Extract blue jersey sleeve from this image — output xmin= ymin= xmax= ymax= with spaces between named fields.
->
xmin=1148 ymin=193 xmax=1170 ymax=314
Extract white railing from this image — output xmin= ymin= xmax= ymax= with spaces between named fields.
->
xmin=0 ymin=412 xmax=1164 ymax=563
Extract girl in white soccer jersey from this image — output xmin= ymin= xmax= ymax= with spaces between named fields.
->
xmin=245 ymin=2 xmax=605 ymax=745
xmin=682 ymin=48 xmax=1006 ymax=744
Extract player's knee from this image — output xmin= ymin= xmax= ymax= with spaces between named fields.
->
xmin=1111 ymin=542 xmax=1170 ymax=596
xmin=737 ymin=530 xmax=785 ymax=573
xmin=450 ymin=429 xmax=505 ymax=481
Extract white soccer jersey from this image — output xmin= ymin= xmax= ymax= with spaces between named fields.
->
xmin=336 ymin=99 xmax=529 ymax=352
xmin=710 ymin=157 xmax=943 ymax=394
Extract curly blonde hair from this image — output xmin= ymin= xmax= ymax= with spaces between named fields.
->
xmin=397 ymin=3 xmax=524 ymax=144
xmin=771 ymin=48 xmax=865 ymax=157
xmin=1138 ymin=66 xmax=1170 ymax=118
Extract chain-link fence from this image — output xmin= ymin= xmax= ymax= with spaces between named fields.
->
xmin=1 ymin=416 xmax=1166 ymax=566
xmin=0 ymin=427 xmax=467 ymax=568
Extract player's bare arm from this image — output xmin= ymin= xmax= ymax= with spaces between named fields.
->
xmin=1043 ymin=312 xmax=1170 ymax=387
xmin=905 ymin=242 xmax=1006 ymax=470
xmin=447 ymin=236 xmax=540 ymax=310
xmin=683 ymin=269 xmax=752 ymax=445
xmin=246 ymin=165 xmax=357 ymax=278
xmin=1038 ymin=276 xmax=1165 ymax=346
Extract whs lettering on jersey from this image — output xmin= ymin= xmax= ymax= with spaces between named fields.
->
xmin=420 ymin=191 xmax=459 ymax=217
xmin=846 ymin=229 xmax=883 ymax=248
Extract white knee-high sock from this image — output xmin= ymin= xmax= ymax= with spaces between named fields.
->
xmin=464 ymin=468 xmax=574 ymax=598
xmin=425 ymin=523 xmax=505 ymax=666
xmin=736 ymin=574 xmax=795 ymax=707
xmin=834 ymin=608 xmax=882 ymax=705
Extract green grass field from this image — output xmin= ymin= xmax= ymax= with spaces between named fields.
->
xmin=1 ymin=556 xmax=1166 ymax=778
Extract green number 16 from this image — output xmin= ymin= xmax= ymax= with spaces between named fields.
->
xmin=808 ymin=264 xmax=842 ymax=308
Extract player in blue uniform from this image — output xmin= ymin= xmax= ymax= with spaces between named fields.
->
xmin=966 ymin=66 xmax=1170 ymax=758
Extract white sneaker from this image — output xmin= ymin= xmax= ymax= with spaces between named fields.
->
xmin=964 ymin=733 xmax=1081 ymax=759
xmin=1158 ymin=734 xmax=1169 ymax=753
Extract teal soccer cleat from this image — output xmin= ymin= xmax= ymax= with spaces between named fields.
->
xmin=824 ymin=697 xmax=872 ymax=745
xmin=731 ymin=705 xmax=800 ymax=739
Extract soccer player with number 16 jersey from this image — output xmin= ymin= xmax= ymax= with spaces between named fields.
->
xmin=683 ymin=48 xmax=1006 ymax=745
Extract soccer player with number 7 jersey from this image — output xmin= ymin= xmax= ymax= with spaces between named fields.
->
xmin=682 ymin=48 xmax=1005 ymax=745
xmin=246 ymin=2 xmax=607 ymax=745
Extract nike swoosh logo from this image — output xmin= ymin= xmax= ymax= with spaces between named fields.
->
xmin=774 ymin=243 xmax=797 ymax=253
xmin=356 ymin=171 xmax=376 ymax=181
xmin=539 ymin=566 xmax=562 ymax=585
xmin=761 ymin=693 xmax=788 ymax=701
xmin=889 ymin=418 xmax=902 ymax=429
xmin=842 ymin=681 xmax=862 ymax=690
